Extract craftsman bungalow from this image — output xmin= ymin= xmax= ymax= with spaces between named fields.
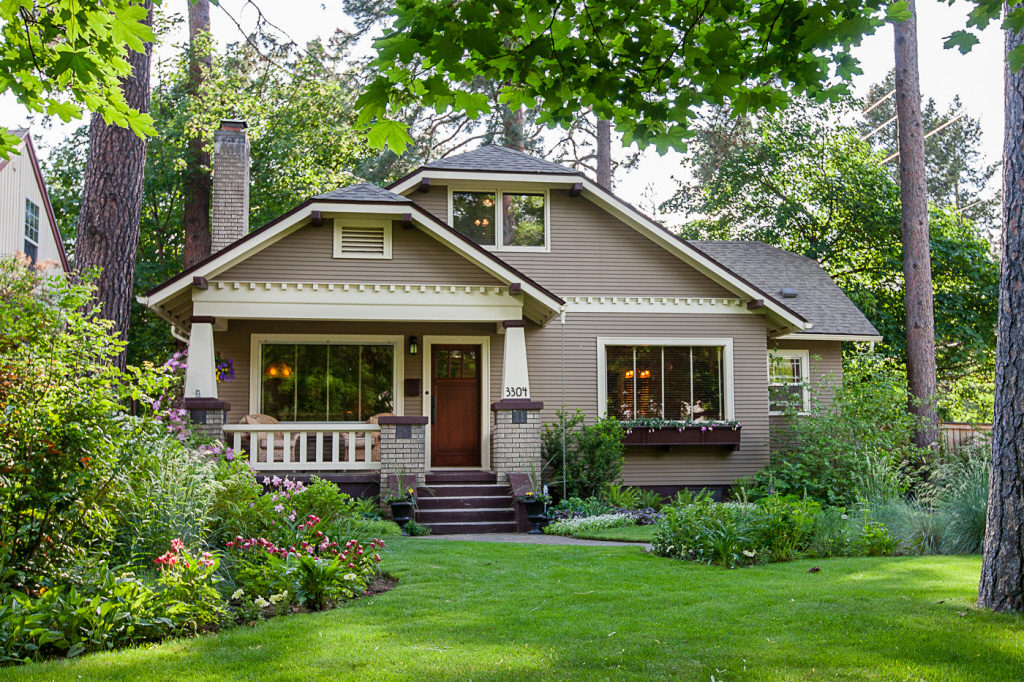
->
xmin=139 ymin=120 xmax=880 ymax=532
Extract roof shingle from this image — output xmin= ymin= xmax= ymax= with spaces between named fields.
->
xmin=422 ymin=144 xmax=582 ymax=175
xmin=688 ymin=240 xmax=880 ymax=338
xmin=315 ymin=183 xmax=411 ymax=203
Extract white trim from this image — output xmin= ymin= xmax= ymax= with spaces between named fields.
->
xmin=768 ymin=349 xmax=810 ymax=416
xmin=447 ymin=186 xmax=551 ymax=253
xmin=564 ymin=296 xmax=749 ymax=314
xmin=138 ymin=202 xmax=563 ymax=322
xmin=596 ymin=337 xmax=735 ymax=420
xmin=248 ymin=333 xmax=405 ymax=420
xmin=422 ymin=335 xmax=491 ymax=471
xmin=333 ymin=217 xmax=392 ymax=259
xmin=776 ymin=332 xmax=882 ymax=343
xmin=194 ymin=281 xmax=523 ymax=322
xmin=393 ymin=170 xmax=811 ymax=332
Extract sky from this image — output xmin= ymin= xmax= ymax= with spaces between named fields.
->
xmin=0 ymin=0 xmax=1007 ymax=223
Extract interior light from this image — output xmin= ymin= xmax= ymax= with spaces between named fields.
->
xmin=483 ymin=198 xmax=493 ymax=207
xmin=624 ymin=370 xmax=634 ymax=379
xmin=482 ymin=218 xmax=489 ymax=226
xmin=474 ymin=219 xmax=481 ymax=226
xmin=639 ymin=370 xmax=651 ymax=379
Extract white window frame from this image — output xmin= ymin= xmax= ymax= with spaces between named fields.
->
xmin=447 ymin=187 xmax=551 ymax=252
xmin=248 ymin=333 xmax=405 ymax=421
xmin=332 ymin=217 xmax=393 ymax=259
xmin=24 ymin=199 xmax=39 ymax=258
xmin=768 ymin=349 xmax=810 ymax=416
xmin=596 ymin=337 xmax=735 ymax=420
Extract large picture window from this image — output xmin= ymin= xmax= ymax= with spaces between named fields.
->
xmin=451 ymin=189 xmax=547 ymax=249
xmin=605 ymin=344 xmax=725 ymax=421
xmin=260 ymin=342 xmax=394 ymax=422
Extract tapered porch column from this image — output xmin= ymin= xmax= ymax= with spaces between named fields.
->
xmin=184 ymin=316 xmax=218 ymax=399
xmin=183 ymin=316 xmax=230 ymax=442
xmin=500 ymin=320 xmax=530 ymax=400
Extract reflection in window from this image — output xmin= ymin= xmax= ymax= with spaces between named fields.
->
xmin=452 ymin=191 xmax=496 ymax=245
xmin=502 ymin=193 xmax=544 ymax=247
xmin=769 ymin=353 xmax=807 ymax=413
xmin=606 ymin=345 xmax=723 ymax=421
xmin=261 ymin=343 xmax=393 ymax=421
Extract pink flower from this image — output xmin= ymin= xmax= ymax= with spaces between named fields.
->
xmin=274 ymin=504 xmax=284 ymax=512
xmin=170 ymin=538 xmax=184 ymax=552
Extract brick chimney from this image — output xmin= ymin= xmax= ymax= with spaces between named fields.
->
xmin=211 ymin=119 xmax=249 ymax=252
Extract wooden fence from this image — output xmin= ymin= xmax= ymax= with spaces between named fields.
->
xmin=939 ymin=422 xmax=992 ymax=451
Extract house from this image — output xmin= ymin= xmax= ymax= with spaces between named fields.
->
xmin=0 ymin=128 xmax=68 ymax=271
xmin=139 ymin=120 xmax=880 ymax=532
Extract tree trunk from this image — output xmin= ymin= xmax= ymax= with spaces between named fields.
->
xmin=183 ymin=0 xmax=212 ymax=267
xmin=893 ymin=0 xmax=939 ymax=447
xmin=978 ymin=11 xmax=1024 ymax=613
xmin=74 ymin=2 xmax=154 ymax=368
xmin=596 ymin=118 xmax=612 ymax=188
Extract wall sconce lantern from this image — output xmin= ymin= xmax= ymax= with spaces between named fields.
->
xmin=408 ymin=335 xmax=419 ymax=355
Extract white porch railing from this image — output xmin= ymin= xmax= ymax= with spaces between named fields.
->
xmin=223 ymin=422 xmax=381 ymax=471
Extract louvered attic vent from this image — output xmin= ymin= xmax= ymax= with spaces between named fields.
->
xmin=333 ymin=218 xmax=392 ymax=259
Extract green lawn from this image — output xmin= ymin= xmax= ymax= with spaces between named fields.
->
xmin=8 ymin=539 xmax=1024 ymax=681
xmin=567 ymin=524 xmax=657 ymax=542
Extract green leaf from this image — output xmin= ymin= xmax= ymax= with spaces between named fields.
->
xmin=885 ymin=2 xmax=912 ymax=23
xmin=1008 ymin=44 xmax=1024 ymax=73
xmin=943 ymin=30 xmax=980 ymax=55
xmin=366 ymin=119 xmax=414 ymax=153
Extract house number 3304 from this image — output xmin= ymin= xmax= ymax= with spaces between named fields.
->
xmin=504 ymin=386 xmax=528 ymax=398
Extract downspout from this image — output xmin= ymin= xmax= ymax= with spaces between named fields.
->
xmin=560 ymin=307 xmax=567 ymax=500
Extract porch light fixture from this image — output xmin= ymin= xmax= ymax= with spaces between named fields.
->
xmin=408 ymin=336 xmax=419 ymax=355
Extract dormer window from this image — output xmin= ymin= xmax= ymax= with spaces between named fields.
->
xmin=450 ymin=189 xmax=548 ymax=251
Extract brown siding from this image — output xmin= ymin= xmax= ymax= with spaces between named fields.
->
xmin=214 ymin=319 xmax=503 ymax=425
xmin=216 ymin=218 xmax=501 ymax=285
xmin=768 ymin=339 xmax=843 ymax=452
xmin=410 ymin=185 xmax=734 ymax=297
xmin=525 ymin=312 xmax=770 ymax=487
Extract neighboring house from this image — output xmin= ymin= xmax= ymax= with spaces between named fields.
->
xmin=0 ymin=128 xmax=68 ymax=271
xmin=140 ymin=120 xmax=879 ymax=532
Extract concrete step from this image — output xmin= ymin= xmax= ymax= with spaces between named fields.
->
xmin=416 ymin=495 xmax=515 ymax=511
xmin=424 ymin=471 xmax=498 ymax=484
xmin=425 ymin=520 xmax=519 ymax=535
xmin=421 ymin=483 xmax=511 ymax=498
xmin=417 ymin=508 xmax=515 ymax=523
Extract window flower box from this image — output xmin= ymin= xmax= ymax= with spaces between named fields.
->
xmin=620 ymin=422 xmax=742 ymax=449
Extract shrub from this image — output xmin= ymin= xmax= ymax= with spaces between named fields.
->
xmin=0 ymin=258 xmax=173 ymax=586
xmin=549 ymin=496 xmax=614 ymax=519
xmin=750 ymin=352 xmax=929 ymax=506
xmin=601 ymin=484 xmax=641 ymax=509
xmin=806 ymin=507 xmax=853 ymax=558
xmin=152 ymin=539 xmax=225 ymax=630
xmin=542 ymin=409 xmax=624 ymax=500
xmin=927 ymin=454 xmax=989 ymax=554
xmin=545 ymin=514 xmax=637 ymax=536
xmin=402 ymin=520 xmax=431 ymax=536
xmin=852 ymin=514 xmax=899 ymax=557
xmin=753 ymin=495 xmax=821 ymax=562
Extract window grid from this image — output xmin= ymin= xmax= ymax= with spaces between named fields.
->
xmin=608 ymin=345 xmax=724 ymax=420
xmin=24 ymin=199 xmax=39 ymax=261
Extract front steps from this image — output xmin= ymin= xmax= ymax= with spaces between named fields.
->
xmin=416 ymin=471 xmax=517 ymax=534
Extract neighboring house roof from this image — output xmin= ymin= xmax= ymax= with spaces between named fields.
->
xmin=688 ymin=240 xmax=881 ymax=341
xmin=420 ymin=144 xmax=582 ymax=175
xmin=315 ymin=183 xmax=412 ymax=203
xmin=0 ymin=128 xmax=69 ymax=272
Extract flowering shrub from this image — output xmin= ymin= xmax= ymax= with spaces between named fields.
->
xmin=544 ymin=513 xmax=637 ymax=536
xmin=153 ymin=539 xmax=225 ymax=631
xmin=163 ymin=349 xmax=235 ymax=383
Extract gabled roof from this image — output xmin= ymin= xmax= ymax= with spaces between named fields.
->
xmin=421 ymin=144 xmax=582 ymax=175
xmin=688 ymin=241 xmax=881 ymax=341
xmin=0 ymin=128 xmax=69 ymax=272
xmin=315 ymin=183 xmax=411 ymax=203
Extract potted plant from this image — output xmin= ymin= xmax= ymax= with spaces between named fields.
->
xmin=518 ymin=490 xmax=552 ymax=534
xmin=384 ymin=473 xmax=418 ymax=534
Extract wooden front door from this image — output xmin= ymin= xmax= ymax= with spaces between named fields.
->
xmin=430 ymin=344 xmax=481 ymax=467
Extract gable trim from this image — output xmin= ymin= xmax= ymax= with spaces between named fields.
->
xmin=390 ymin=169 xmax=810 ymax=332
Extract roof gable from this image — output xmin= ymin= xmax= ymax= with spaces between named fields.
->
xmin=315 ymin=183 xmax=411 ymax=203
xmin=421 ymin=144 xmax=582 ymax=175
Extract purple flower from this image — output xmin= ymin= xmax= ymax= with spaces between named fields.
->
xmin=274 ymin=504 xmax=284 ymax=513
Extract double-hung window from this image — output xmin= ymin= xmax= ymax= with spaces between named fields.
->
xmin=601 ymin=341 xmax=732 ymax=421
xmin=259 ymin=341 xmax=397 ymax=421
xmin=450 ymin=189 xmax=547 ymax=250
xmin=24 ymin=199 xmax=39 ymax=262
xmin=768 ymin=350 xmax=809 ymax=414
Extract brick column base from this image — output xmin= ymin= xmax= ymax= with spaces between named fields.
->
xmin=490 ymin=399 xmax=543 ymax=484
xmin=183 ymin=398 xmax=231 ymax=441
xmin=379 ymin=417 xmax=427 ymax=509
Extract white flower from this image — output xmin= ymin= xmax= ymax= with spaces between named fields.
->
xmin=268 ymin=593 xmax=283 ymax=605
xmin=254 ymin=596 xmax=270 ymax=608
xmin=742 ymin=549 xmax=757 ymax=557
xmin=231 ymin=588 xmax=245 ymax=600
xmin=343 ymin=573 xmax=357 ymax=581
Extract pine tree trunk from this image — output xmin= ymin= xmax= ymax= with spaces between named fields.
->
xmin=596 ymin=119 xmax=612 ymax=188
xmin=183 ymin=0 xmax=212 ymax=267
xmin=893 ymin=0 xmax=939 ymax=447
xmin=74 ymin=2 xmax=154 ymax=368
xmin=978 ymin=12 xmax=1024 ymax=613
